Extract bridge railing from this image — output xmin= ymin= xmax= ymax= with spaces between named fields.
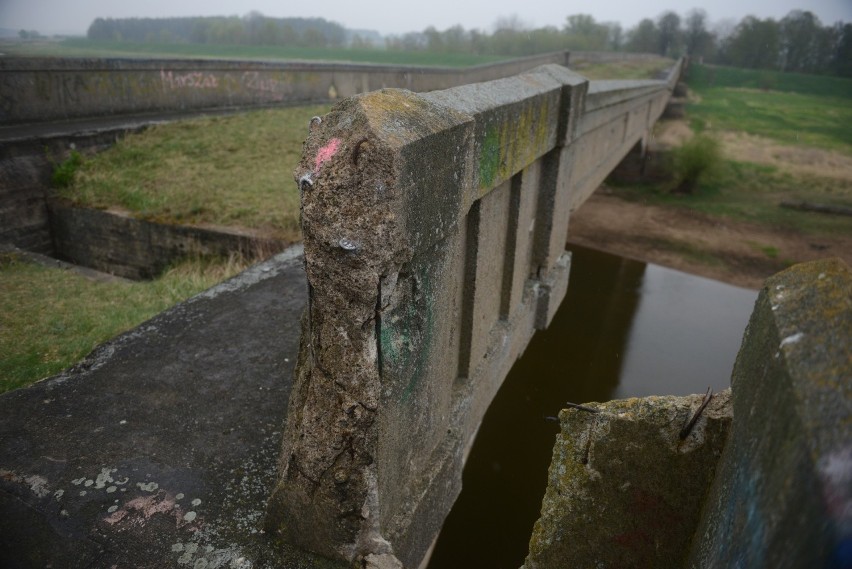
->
xmin=267 ymin=59 xmax=682 ymax=567
xmin=0 ymin=52 xmax=570 ymax=125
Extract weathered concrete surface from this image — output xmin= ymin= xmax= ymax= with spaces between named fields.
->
xmin=0 ymin=53 xmax=570 ymax=125
xmin=523 ymin=391 xmax=733 ymax=569
xmin=687 ymin=258 xmax=852 ymax=569
xmin=49 ymin=202 xmax=288 ymax=279
xmin=0 ymin=123 xmax=150 ymax=255
xmin=268 ymin=60 xmax=683 ymax=567
xmin=0 ymin=246 xmax=345 ymax=568
xmin=267 ymin=65 xmax=591 ymax=568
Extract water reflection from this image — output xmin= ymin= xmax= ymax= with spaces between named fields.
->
xmin=426 ymin=244 xmax=757 ymax=569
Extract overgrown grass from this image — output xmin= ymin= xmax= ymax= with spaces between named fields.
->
xmin=571 ymin=57 xmax=674 ymax=80
xmin=1 ymin=38 xmax=508 ymax=67
xmin=669 ymin=135 xmax=722 ymax=193
xmin=685 ymin=64 xmax=852 ymax=154
xmin=60 ymin=105 xmax=329 ymax=240
xmin=0 ymin=253 xmax=250 ymax=393
xmin=609 ymin=158 xmax=852 ymax=236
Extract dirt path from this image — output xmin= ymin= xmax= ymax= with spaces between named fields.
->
xmin=567 ymin=190 xmax=852 ymax=290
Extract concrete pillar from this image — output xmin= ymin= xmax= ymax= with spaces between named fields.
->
xmin=266 ymin=65 xmax=588 ymax=567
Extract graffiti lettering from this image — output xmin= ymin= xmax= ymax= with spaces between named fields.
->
xmin=242 ymin=71 xmax=282 ymax=94
xmin=160 ymin=70 xmax=219 ymax=91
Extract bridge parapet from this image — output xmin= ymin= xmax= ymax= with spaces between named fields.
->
xmin=268 ymin=61 xmax=682 ymax=567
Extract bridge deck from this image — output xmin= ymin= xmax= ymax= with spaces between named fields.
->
xmin=0 ymin=246 xmax=343 ymax=568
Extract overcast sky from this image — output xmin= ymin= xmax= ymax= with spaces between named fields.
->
xmin=1 ymin=0 xmax=850 ymax=37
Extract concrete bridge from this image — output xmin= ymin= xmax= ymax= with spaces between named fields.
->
xmin=0 ymin=58 xmax=684 ymax=568
xmin=268 ymin=62 xmax=682 ymax=566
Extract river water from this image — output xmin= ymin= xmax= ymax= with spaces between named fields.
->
xmin=426 ymin=243 xmax=758 ymax=568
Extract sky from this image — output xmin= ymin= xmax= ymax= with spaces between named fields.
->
xmin=1 ymin=0 xmax=850 ymax=37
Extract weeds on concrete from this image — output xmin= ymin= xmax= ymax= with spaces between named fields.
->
xmin=50 ymin=150 xmax=84 ymax=188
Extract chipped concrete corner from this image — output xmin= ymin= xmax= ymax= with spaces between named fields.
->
xmin=524 ymin=257 xmax=851 ymax=569
xmin=524 ymin=391 xmax=733 ymax=569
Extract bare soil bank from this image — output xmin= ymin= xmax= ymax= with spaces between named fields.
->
xmin=568 ymin=190 xmax=852 ymax=290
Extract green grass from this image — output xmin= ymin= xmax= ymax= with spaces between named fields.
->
xmin=1 ymin=38 xmax=508 ymax=67
xmin=685 ymin=64 xmax=852 ymax=154
xmin=686 ymin=64 xmax=852 ymax=99
xmin=571 ymin=57 xmax=674 ymax=80
xmin=60 ymin=104 xmax=329 ymax=240
xmin=609 ymin=159 xmax=852 ymax=236
xmin=0 ymin=253 xmax=250 ymax=394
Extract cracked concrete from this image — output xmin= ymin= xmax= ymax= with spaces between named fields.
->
xmin=0 ymin=245 xmax=345 ymax=569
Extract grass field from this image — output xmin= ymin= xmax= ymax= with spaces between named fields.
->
xmin=608 ymin=64 xmax=852 ymax=238
xmin=685 ymin=64 xmax=852 ymax=154
xmin=1 ymin=38 xmax=509 ymax=67
xmin=609 ymin=159 xmax=852 ymax=236
xmin=60 ymin=104 xmax=330 ymax=241
xmin=569 ymin=57 xmax=674 ymax=80
xmin=0 ymin=253 xmax=249 ymax=394
xmin=685 ymin=63 xmax=852 ymax=99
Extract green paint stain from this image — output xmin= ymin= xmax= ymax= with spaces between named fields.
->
xmin=378 ymin=267 xmax=435 ymax=404
xmin=479 ymin=126 xmax=500 ymax=190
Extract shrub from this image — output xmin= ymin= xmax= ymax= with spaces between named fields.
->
xmin=670 ymin=135 xmax=721 ymax=194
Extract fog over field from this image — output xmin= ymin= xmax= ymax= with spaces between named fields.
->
xmin=1 ymin=0 xmax=849 ymax=37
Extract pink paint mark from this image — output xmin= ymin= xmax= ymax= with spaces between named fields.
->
xmin=314 ymin=138 xmax=342 ymax=171
xmin=103 ymin=490 xmax=199 ymax=530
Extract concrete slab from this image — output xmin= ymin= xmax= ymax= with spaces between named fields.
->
xmin=0 ymin=245 xmax=343 ymax=569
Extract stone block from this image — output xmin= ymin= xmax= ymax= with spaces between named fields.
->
xmin=524 ymin=390 xmax=733 ymax=569
xmin=687 ymin=258 xmax=852 ymax=568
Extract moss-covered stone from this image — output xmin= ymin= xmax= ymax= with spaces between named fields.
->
xmin=524 ymin=391 xmax=732 ymax=569
xmin=687 ymin=258 xmax=852 ymax=568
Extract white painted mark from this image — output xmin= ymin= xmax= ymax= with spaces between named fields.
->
xmin=780 ymin=332 xmax=805 ymax=348
xmin=183 ymin=511 xmax=197 ymax=522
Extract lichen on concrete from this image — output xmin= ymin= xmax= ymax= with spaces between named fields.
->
xmin=524 ymin=390 xmax=732 ymax=569
xmin=687 ymin=258 xmax=852 ymax=568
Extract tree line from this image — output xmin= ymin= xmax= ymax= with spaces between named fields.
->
xmin=387 ymin=10 xmax=851 ymax=77
xmin=87 ymin=13 xmax=346 ymax=48
xmin=86 ymin=10 xmax=851 ymax=77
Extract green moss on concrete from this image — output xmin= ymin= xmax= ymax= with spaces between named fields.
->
xmin=525 ymin=391 xmax=732 ymax=569
xmin=688 ymin=258 xmax=852 ymax=568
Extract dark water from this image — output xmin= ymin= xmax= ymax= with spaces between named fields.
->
xmin=426 ymin=243 xmax=757 ymax=569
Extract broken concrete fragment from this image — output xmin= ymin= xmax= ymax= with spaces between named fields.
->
xmin=687 ymin=258 xmax=852 ymax=568
xmin=524 ymin=390 xmax=733 ymax=569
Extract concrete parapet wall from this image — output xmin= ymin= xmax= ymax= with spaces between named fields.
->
xmin=0 ymin=127 xmax=141 ymax=254
xmin=687 ymin=258 xmax=852 ymax=568
xmin=48 ymin=202 xmax=287 ymax=279
xmin=268 ymin=60 xmax=681 ymax=567
xmin=0 ymin=52 xmax=569 ymax=125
